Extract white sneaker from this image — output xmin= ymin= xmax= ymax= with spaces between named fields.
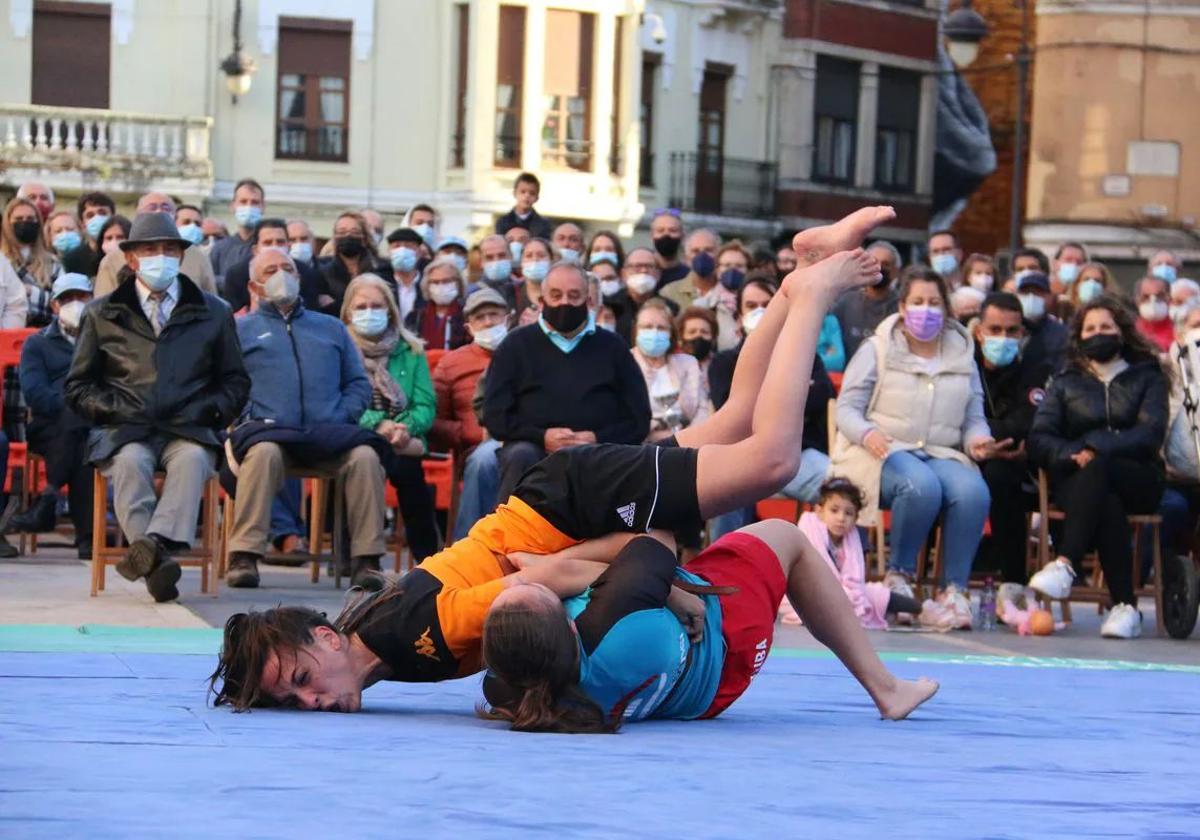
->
xmin=884 ymin=570 xmax=915 ymax=599
xmin=936 ymin=584 xmax=975 ymax=630
xmin=1100 ymin=603 xmax=1142 ymax=639
xmin=1029 ymin=559 xmax=1076 ymax=600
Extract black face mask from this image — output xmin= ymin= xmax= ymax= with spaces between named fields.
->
xmin=653 ymin=235 xmax=681 ymax=260
xmin=336 ymin=237 xmax=366 ymax=258
xmin=12 ymin=220 xmax=39 ymax=245
xmin=543 ymin=302 xmax=590 ymax=334
xmin=1081 ymin=333 xmax=1122 ymax=363
xmin=683 ymin=337 xmax=713 ymax=362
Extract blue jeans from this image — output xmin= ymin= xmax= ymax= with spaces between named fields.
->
xmin=453 ymin=439 xmax=501 ymax=541
xmin=879 ymin=450 xmax=990 ymax=589
xmin=269 ymin=478 xmax=304 ymax=544
xmin=781 ymin=449 xmax=830 ymax=504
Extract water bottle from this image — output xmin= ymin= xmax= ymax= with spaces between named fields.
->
xmin=979 ymin=576 xmax=997 ymax=631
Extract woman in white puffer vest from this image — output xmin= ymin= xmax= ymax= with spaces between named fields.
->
xmin=831 ymin=266 xmax=997 ymax=627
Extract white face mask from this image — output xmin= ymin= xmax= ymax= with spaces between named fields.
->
xmin=429 ymin=283 xmax=459 ymax=306
xmin=626 ymin=273 xmax=657 ymax=297
xmin=968 ymin=273 xmax=994 ymax=292
xmin=473 ymin=322 xmax=508 ymax=352
xmin=58 ymin=299 xmax=86 ymax=331
xmin=742 ymin=307 xmax=766 ymax=334
xmin=1019 ymin=292 xmax=1045 ymax=320
xmin=1139 ymin=299 xmax=1169 ymax=322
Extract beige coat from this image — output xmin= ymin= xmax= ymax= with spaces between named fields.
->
xmin=830 ymin=312 xmax=990 ymax=524
xmin=94 ymin=246 xmax=216 ymax=297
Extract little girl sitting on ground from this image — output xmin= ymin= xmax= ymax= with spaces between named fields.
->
xmin=780 ymin=477 xmax=956 ymax=631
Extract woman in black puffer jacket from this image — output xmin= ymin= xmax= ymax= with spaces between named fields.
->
xmin=1026 ymin=295 xmax=1169 ymax=639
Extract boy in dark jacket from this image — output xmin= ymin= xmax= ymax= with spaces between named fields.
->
xmin=494 ymin=172 xmax=552 ymax=240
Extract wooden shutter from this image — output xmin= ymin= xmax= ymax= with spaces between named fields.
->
xmin=31 ymin=1 xmax=111 ymax=108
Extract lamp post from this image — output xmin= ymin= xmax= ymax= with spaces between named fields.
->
xmin=219 ymin=0 xmax=256 ymax=103
xmin=945 ymin=0 xmax=1032 ymax=255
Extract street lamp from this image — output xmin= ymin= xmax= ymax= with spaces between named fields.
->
xmin=943 ymin=0 xmax=988 ymax=69
xmin=219 ymin=0 xmax=256 ymax=103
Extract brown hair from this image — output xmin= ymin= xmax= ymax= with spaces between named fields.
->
xmin=1066 ymin=294 xmax=1164 ymax=374
xmin=717 ymin=239 xmax=752 ymax=267
xmin=818 ymin=476 xmax=864 ymax=513
xmin=2 ymin=197 xmax=54 ymax=288
xmin=897 ymin=265 xmax=951 ymax=312
xmin=677 ymin=305 xmax=719 ymax=343
xmin=1068 ymin=261 xmax=1116 ymax=307
xmin=478 ymin=600 xmax=618 ymax=734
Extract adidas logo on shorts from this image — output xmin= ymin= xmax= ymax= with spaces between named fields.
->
xmin=616 ymin=502 xmax=636 ymax=527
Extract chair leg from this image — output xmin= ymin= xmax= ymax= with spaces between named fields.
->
xmin=308 ymin=478 xmax=324 ymax=585
xmin=333 ymin=475 xmax=344 ymax=590
xmin=1152 ymin=523 xmax=1165 ymax=636
xmin=219 ymin=493 xmax=233 ymax=579
xmin=90 ymin=469 xmax=105 ymax=597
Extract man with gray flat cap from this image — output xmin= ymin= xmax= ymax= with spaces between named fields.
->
xmin=65 ymin=213 xmax=250 ymax=603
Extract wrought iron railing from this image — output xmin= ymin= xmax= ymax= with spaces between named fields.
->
xmin=667 ymin=152 xmax=777 ymax=218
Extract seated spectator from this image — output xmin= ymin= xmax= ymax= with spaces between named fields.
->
xmin=1016 ymin=270 xmax=1069 ymax=372
xmin=1051 ymin=241 xmax=1088 ymax=296
xmin=44 ymin=211 xmax=83 ymax=266
xmin=3 ymin=197 xmax=57 ymax=326
xmin=551 ymin=222 xmax=584 ymax=265
xmin=590 ymin=255 xmax=622 ymax=308
xmin=430 ymin=288 xmax=510 ymax=540
xmin=950 ymin=285 xmax=986 ymax=324
xmin=78 ymin=191 xmax=115 ymax=249
xmin=677 ymin=306 xmax=718 ymax=398
xmin=1148 ymin=249 xmax=1182 ymax=285
xmin=221 ymin=217 xmax=325 ymax=314
xmin=585 ymin=230 xmax=624 ymax=272
xmin=200 ymin=217 xmax=228 ymax=253
xmin=970 ymin=292 xmax=1054 ymax=599
xmin=385 ymin=227 xmax=425 ymax=326
xmin=1011 ymin=246 xmax=1050 ymax=282
xmin=65 ymin=213 xmax=249 ymax=602
xmin=961 ymin=253 xmax=996 ymax=294
xmin=208 ymin=178 xmax=265 ymax=289
xmin=225 ymin=249 xmax=386 ymax=590
xmin=715 ymin=240 xmax=751 ymax=293
xmin=516 ymin=237 xmax=554 ymax=325
xmin=1134 ymin=275 xmax=1174 ymax=352
xmin=414 ymin=257 xmax=469 ymax=350
xmin=708 ymin=277 xmax=778 ymax=410
xmin=403 ymin=202 xmax=439 ymax=255
xmin=834 ymin=239 xmax=901 ymax=360
xmin=482 ymin=261 xmax=651 ymax=502
xmin=286 ymin=219 xmax=315 ymax=267
xmin=611 ymin=246 xmax=677 ymax=344
xmin=1067 ymin=261 xmax=1114 ymax=311
xmin=1027 ymin=295 xmax=1168 ymax=639
xmin=660 ymin=229 xmax=739 ymax=350
xmin=8 ymin=274 xmax=92 ymax=555
xmin=596 ymin=303 xmax=618 ymax=332
xmin=649 ymin=209 xmax=688 ymax=287
xmin=832 ymin=266 xmax=996 ymax=629
xmin=173 ymin=203 xmax=204 ymax=247
xmin=1169 ymin=278 xmax=1200 ymax=322
xmin=97 ymin=215 xmax=131 ymax=259
xmin=1155 ymin=303 xmax=1200 ymax=569
xmin=95 ymin=192 xmax=216 ymax=297
xmin=630 ymin=299 xmax=711 ymax=442
xmin=0 ymin=241 xmax=28 ymax=329
xmin=504 ymin=224 xmax=530 ymax=265
xmin=476 ymin=233 xmax=519 ymax=310
xmin=317 ymin=212 xmax=391 ymax=314
xmin=435 ymin=236 xmax=470 ymax=275
xmin=927 ymin=229 xmax=963 ymax=288
xmin=360 ymin=208 xmax=386 ymax=253
xmin=342 ymin=274 xmax=440 ymax=565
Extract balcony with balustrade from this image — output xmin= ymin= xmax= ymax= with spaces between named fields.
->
xmin=0 ymin=104 xmax=212 ymax=196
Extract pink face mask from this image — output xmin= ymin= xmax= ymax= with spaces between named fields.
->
xmin=903 ymin=305 xmax=944 ymax=342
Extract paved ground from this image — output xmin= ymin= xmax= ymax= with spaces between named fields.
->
xmin=4 ymin=545 xmax=1197 ymax=662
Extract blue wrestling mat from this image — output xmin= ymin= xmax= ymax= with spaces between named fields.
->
xmin=1 ymin=630 xmax=1197 ymax=838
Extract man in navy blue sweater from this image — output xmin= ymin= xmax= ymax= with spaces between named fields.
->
xmin=483 ymin=262 xmax=651 ymax=503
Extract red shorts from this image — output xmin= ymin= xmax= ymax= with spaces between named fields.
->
xmin=684 ymin=532 xmax=788 ymax=719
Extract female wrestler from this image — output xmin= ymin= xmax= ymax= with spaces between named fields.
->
xmin=209 ymin=208 xmax=898 ymax=713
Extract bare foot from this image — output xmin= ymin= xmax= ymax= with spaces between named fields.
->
xmin=875 ymin=676 xmax=939 ymax=721
xmin=792 ymin=206 xmax=897 ymax=268
xmin=789 ymin=249 xmax=882 ymax=304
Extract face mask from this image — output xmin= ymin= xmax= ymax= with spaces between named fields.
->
xmin=57 ymin=299 xmax=86 ymax=331
xmin=389 ymin=247 xmax=418 ymax=273
xmin=473 ymin=322 xmax=508 ymax=352
xmin=336 ymin=237 xmax=366 ymax=258
xmin=558 ymin=247 xmax=580 ymax=265
xmin=653 ymin=235 xmax=681 ymax=260
xmin=600 ymin=278 xmax=623 ymax=299
xmin=626 ymin=273 xmax=657 ymax=297
xmin=351 ymin=308 xmax=389 ymax=337
xmin=52 ymin=230 xmax=82 ymax=254
xmin=968 ymin=273 xmax=994 ymax=292
xmin=1019 ymin=292 xmax=1045 ymax=320
xmin=589 ymin=251 xmax=618 ymax=267
xmin=413 ymin=223 xmax=435 ymax=246
xmin=371 ymin=229 xmax=384 ymax=248
xmin=1170 ymin=304 xmax=1188 ymax=323
xmin=523 ymin=260 xmax=550 ymax=282
xmin=903 ymin=305 xmax=944 ymax=341
xmin=289 ymin=241 xmax=313 ymax=263
xmin=429 ymin=283 xmax=459 ymax=306
xmin=637 ymin=328 xmax=672 ymax=359
xmin=1081 ymin=333 xmax=1122 ymax=363
xmin=441 ymin=253 xmax=467 ymax=273
xmin=719 ymin=268 xmax=745 ymax=292
xmin=136 ymin=254 xmax=180 ymax=291
xmin=264 ymin=270 xmax=300 ymax=306
xmin=85 ymin=213 xmax=110 ymax=239
xmin=1014 ymin=269 xmax=1036 ymax=285
xmin=1058 ymin=263 xmax=1080 ymax=285
xmin=177 ymin=223 xmax=204 ymax=246
xmin=508 ymin=241 xmax=524 ymax=262
xmin=483 ymin=259 xmax=512 ymax=282
xmin=543 ymin=301 xmax=590 ymax=334
xmin=598 ymin=321 xmax=617 ymax=332
xmin=691 ymin=252 xmax=716 ymax=278
xmin=235 ymin=205 xmax=262 ymax=228
xmin=1152 ymin=264 xmax=1177 ymax=284
xmin=683 ymin=337 xmax=713 ymax=362
xmin=981 ymin=336 xmax=1019 ymax=368
xmin=931 ymin=253 xmax=958 ymax=276
xmin=1139 ymin=299 xmax=1169 ymax=322
xmin=742 ymin=307 xmax=766 ymax=334
xmin=12 ymin=220 xmax=40 ymax=245
xmin=1077 ymin=278 xmax=1103 ymax=303
xmin=102 ymin=239 xmax=123 ymax=256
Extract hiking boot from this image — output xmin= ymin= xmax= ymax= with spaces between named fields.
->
xmin=117 ymin=536 xmax=162 ymax=582
xmin=7 ymin=493 xmax=58 ymax=534
xmin=226 ymin=552 xmax=262 ymax=589
xmin=350 ymin=555 xmax=386 ymax=591
xmin=145 ymin=555 xmax=181 ymax=603
xmin=0 ymin=534 xmax=17 ymax=559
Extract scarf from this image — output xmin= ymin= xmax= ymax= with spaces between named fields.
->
xmin=355 ymin=327 xmax=407 ymax=414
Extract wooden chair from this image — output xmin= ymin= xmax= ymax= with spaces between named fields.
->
xmin=0 ymin=329 xmax=35 ymax=535
xmin=20 ymin=451 xmax=48 ymax=555
xmin=1034 ymin=468 xmax=1166 ymax=635
xmin=90 ymin=469 xmax=221 ymax=597
xmin=388 ymin=451 xmax=458 ymax=575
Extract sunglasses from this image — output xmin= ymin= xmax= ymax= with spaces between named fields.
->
xmin=651 ymin=208 xmax=681 ymax=218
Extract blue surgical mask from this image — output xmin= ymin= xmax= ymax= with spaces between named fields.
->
xmin=483 ymin=259 xmax=512 ymax=282
xmin=177 ymin=223 xmax=204 ymax=246
xmin=559 ymin=247 xmax=580 ymax=265
xmin=1077 ymin=278 xmax=1103 ymax=303
xmin=508 ymin=241 xmax=524 ymax=262
xmin=589 ymin=251 xmax=619 ymax=267
xmin=289 ymin=241 xmax=313 ymax=263
xmin=981 ymin=336 xmax=1020 ymax=368
xmin=234 ymin=205 xmax=262 ymax=228
xmin=413 ymin=223 xmax=435 ymax=246
xmin=351 ymin=308 xmax=389 ymax=337
xmin=691 ymin=252 xmax=716 ymax=278
xmin=52 ymin=230 xmax=82 ymax=254
xmin=1153 ymin=264 xmax=1178 ymax=284
xmin=1057 ymin=263 xmax=1080 ymax=285
xmin=1019 ymin=292 xmax=1045 ymax=320
xmin=85 ymin=213 xmax=109 ymax=239
xmin=636 ymin=328 xmax=672 ymax=359
xmin=718 ymin=268 xmax=745 ymax=291
xmin=136 ymin=254 xmax=180 ymax=292
xmin=523 ymin=260 xmax=550 ymax=282
xmin=443 ymin=253 xmax=467 ymax=273
xmin=390 ymin=247 xmax=418 ymax=273
xmin=931 ymin=253 xmax=959 ymax=276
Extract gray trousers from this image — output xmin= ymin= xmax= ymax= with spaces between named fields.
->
xmin=99 ymin=439 xmax=216 ymax=547
xmin=227 ymin=442 xmax=387 ymax=559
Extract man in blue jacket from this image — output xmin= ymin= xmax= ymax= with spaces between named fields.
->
xmin=225 ymin=248 xmax=387 ymax=589
xmin=9 ymin=273 xmax=94 ymax=557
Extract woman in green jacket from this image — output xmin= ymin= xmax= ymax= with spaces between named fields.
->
xmin=342 ymin=273 xmax=440 ymax=561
